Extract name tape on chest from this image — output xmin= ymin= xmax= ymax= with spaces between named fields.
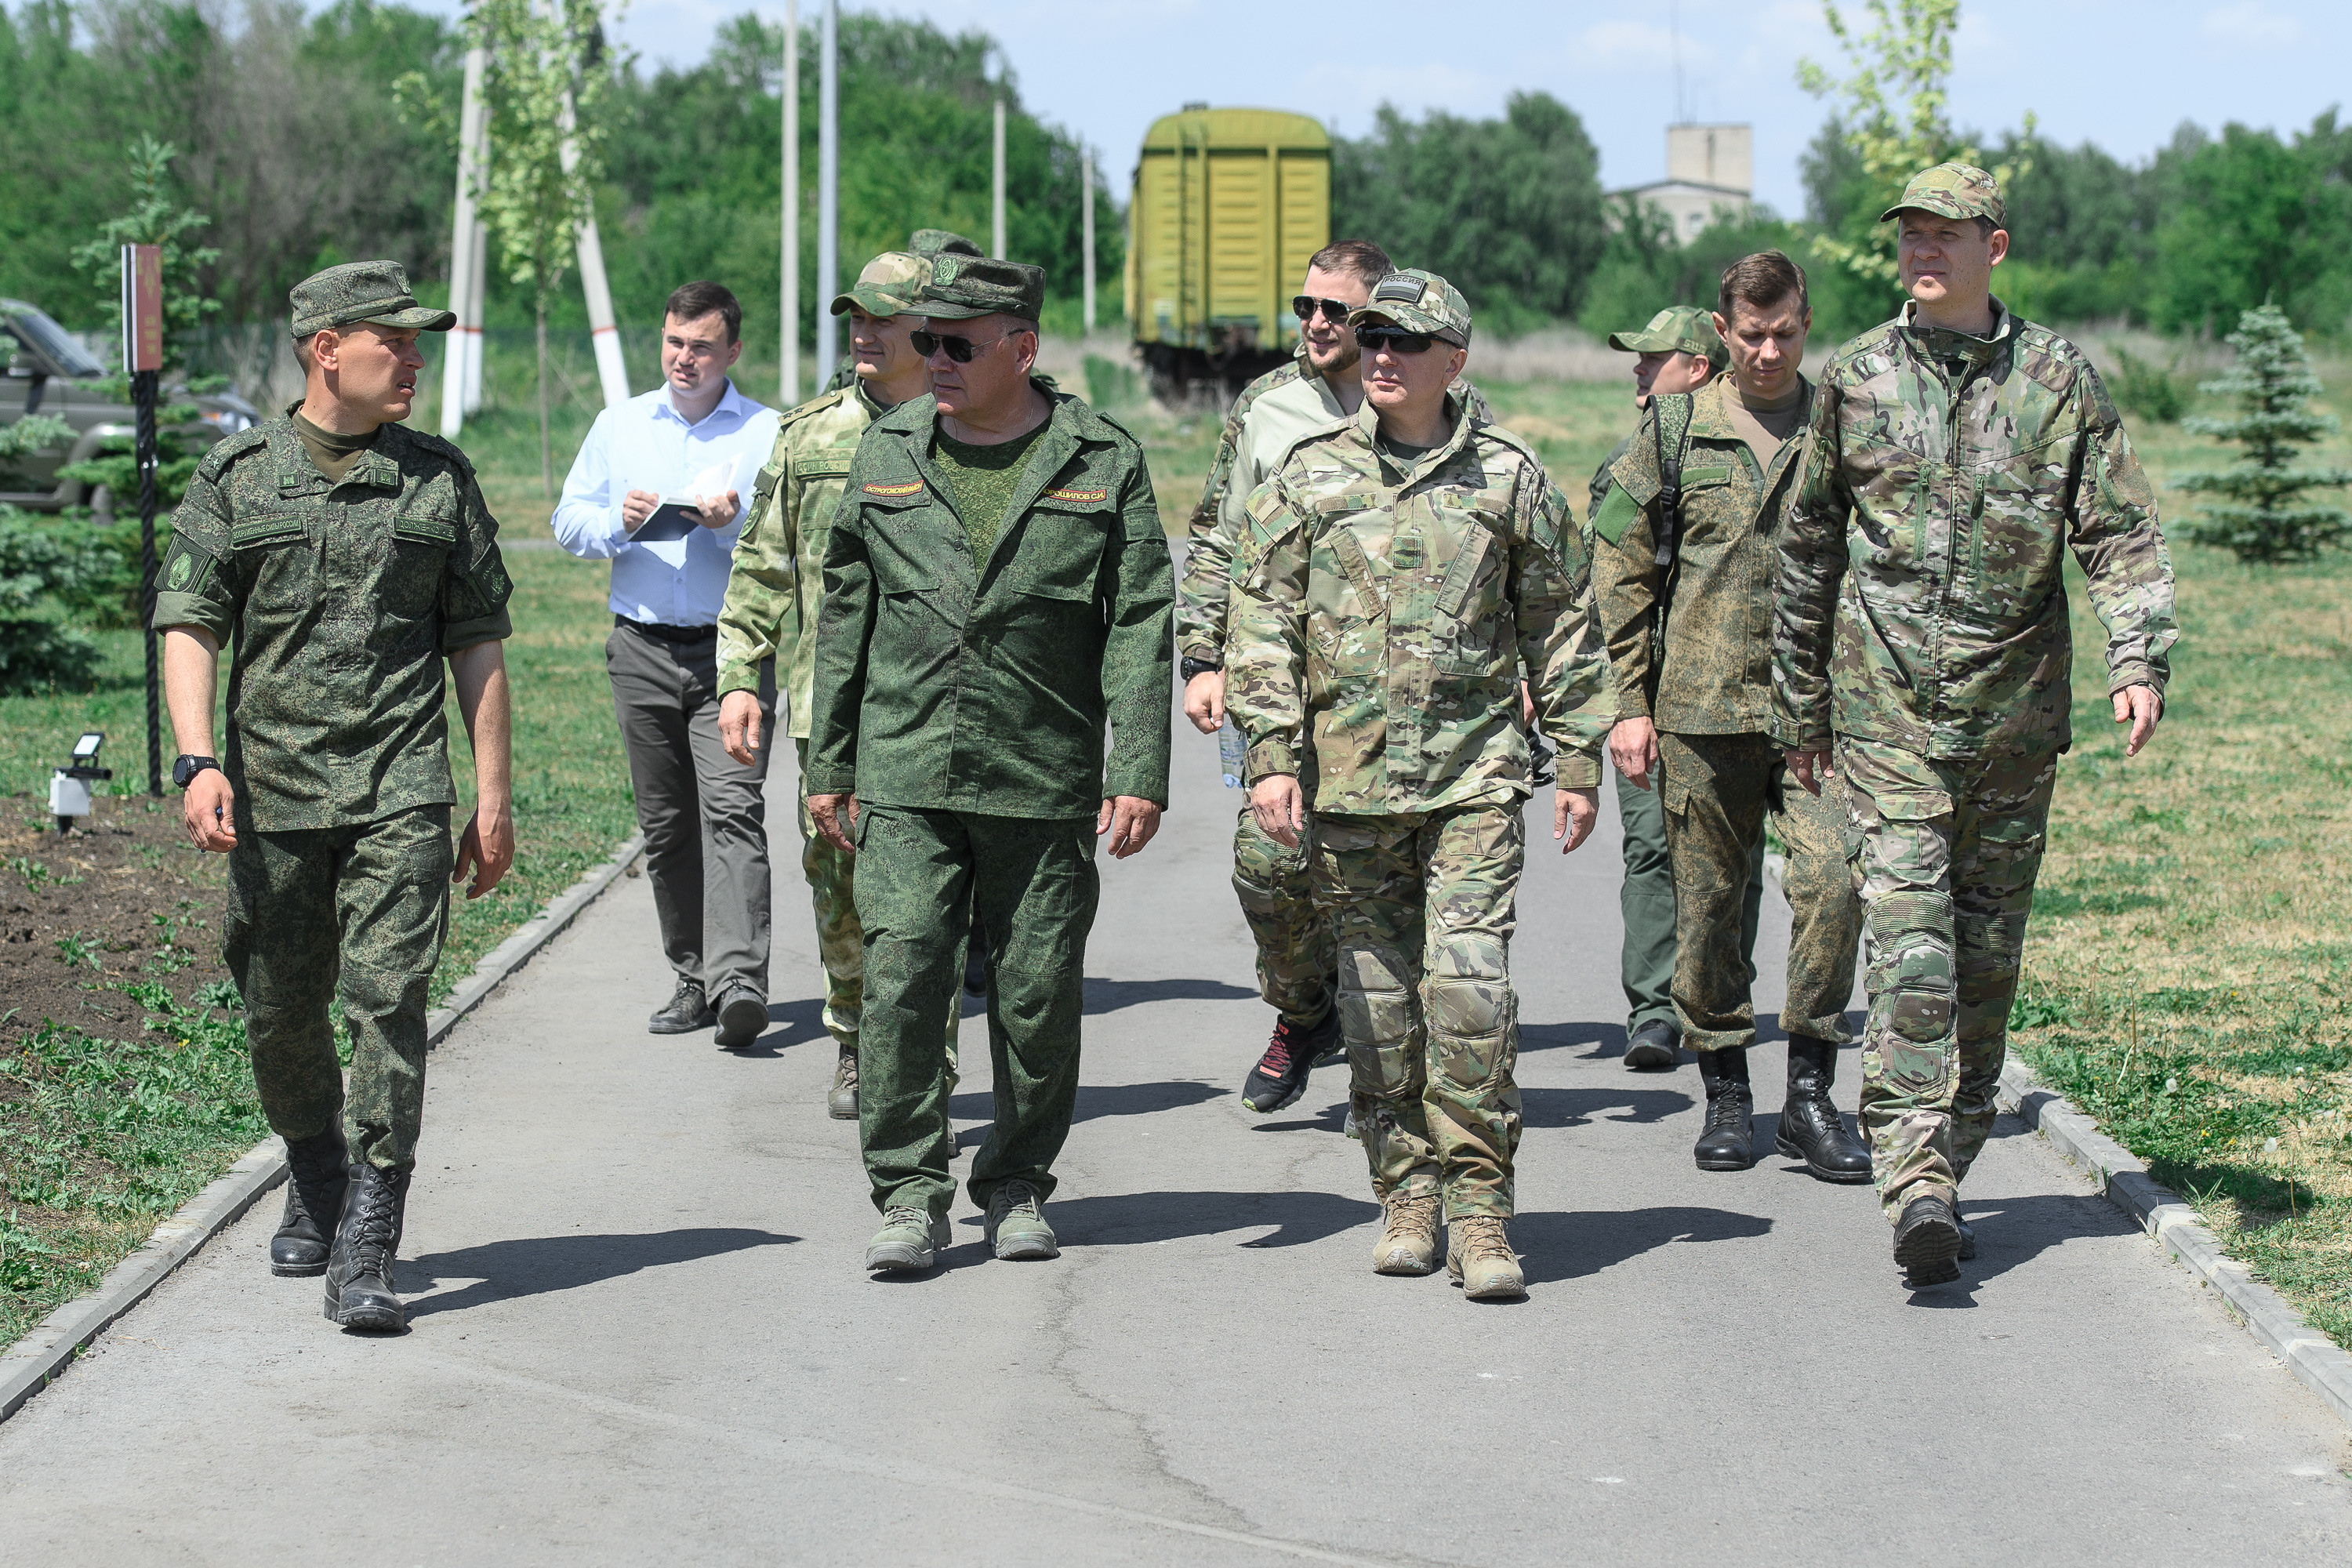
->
xmin=862 ymin=480 xmax=924 ymax=498
xmin=1044 ymin=486 xmax=1109 ymax=504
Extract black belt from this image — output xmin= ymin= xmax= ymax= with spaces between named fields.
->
xmin=616 ymin=615 xmax=717 ymax=644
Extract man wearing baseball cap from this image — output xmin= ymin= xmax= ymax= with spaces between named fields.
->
xmin=717 ymin=246 xmax=966 ymax=1123
xmin=1591 ymin=305 xmax=1759 ymax=1076
xmin=1775 ymin=163 xmax=2177 ymax=1286
xmin=1227 ymin=269 xmax=1612 ymax=1301
xmin=154 ymin=260 xmax=516 ymax=1332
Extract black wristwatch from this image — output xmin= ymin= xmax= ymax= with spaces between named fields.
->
xmin=1180 ymin=656 xmax=1223 ymax=681
xmin=172 ymin=755 xmax=220 ymax=789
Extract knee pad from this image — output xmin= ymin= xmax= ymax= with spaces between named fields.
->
xmin=1868 ymin=890 xmax=1954 ymax=1045
xmin=1424 ymin=933 xmax=1509 ymax=1040
xmin=1337 ymin=942 xmax=1415 ymax=1051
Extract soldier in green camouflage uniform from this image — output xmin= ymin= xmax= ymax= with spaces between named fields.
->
xmin=1774 ymin=166 xmax=2176 ymax=1284
xmin=1228 ymin=270 xmax=1612 ymax=1301
xmin=1595 ymin=252 xmax=1868 ymax=1182
xmin=717 ymin=245 xmax=973 ymax=1122
xmin=1588 ymin=307 xmax=1761 ymax=1071
xmin=1181 ymin=241 xmax=1402 ymax=1116
xmin=157 ymin=261 xmax=515 ymax=1332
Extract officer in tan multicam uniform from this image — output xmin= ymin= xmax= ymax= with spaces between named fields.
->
xmin=1775 ymin=165 xmax=2176 ymax=1286
xmin=1227 ymin=270 xmax=1612 ymax=1301
xmin=1594 ymin=251 xmax=1869 ymax=1183
xmin=156 ymin=261 xmax=515 ymax=1334
xmin=717 ymin=241 xmax=979 ymax=1121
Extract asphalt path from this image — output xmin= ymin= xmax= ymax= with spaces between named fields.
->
xmin=4 ymin=717 xmax=2348 ymax=1563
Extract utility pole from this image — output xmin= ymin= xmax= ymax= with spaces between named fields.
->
xmin=991 ymin=96 xmax=1007 ymax=259
xmin=122 ymin=245 xmax=162 ymax=797
xmin=441 ymin=44 xmax=486 ymax=440
xmin=553 ymin=0 xmax=626 ymax=408
xmin=1080 ymin=145 xmax=1094 ymax=334
xmin=780 ymin=0 xmax=798 ymax=406
xmin=814 ymin=0 xmax=837 ymax=383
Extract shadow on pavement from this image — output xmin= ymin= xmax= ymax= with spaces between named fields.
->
xmin=710 ymin=997 xmax=832 ymax=1057
xmin=1512 ymin=1205 xmax=1773 ymax=1285
xmin=1080 ymin=976 xmax=1258 ymax=1015
xmin=1022 ymin=1189 xmax=1380 ymax=1249
xmin=1522 ymin=1021 xmax=1624 ymax=1058
xmin=401 ymin=1228 xmax=800 ymax=1319
xmin=947 ymin=1080 xmax=1229 ymax=1125
xmin=1522 ymin=1085 xmax=1695 ymax=1128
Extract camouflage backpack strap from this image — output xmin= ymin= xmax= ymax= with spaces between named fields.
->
xmin=1653 ymin=391 xmax=1695 ymax=572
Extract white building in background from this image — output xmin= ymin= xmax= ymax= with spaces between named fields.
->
xmin=1610 ymin=124 xmax=1755 ymax=240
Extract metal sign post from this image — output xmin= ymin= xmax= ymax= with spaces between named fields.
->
xmin=121 ymin=243 xmax=164 ymax=799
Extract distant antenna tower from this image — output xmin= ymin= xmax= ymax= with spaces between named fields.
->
xmin=1671 ymin=1 xmax=1686 ymax=124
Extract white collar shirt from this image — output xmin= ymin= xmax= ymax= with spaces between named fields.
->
xmin=550 ymin=378 xmax=781 ymax=626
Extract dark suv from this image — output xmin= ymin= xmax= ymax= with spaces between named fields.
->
xmin=1 ymin=298 xmax=260 ymax=514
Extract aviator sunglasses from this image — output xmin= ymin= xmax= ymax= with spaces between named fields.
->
xmin=910 ymin=328 xmax=1018 ymax=363
xmin=1356 ymin=325 xmax=1440 ymax=354
xmin=1291 ymin=294 xmax=1355 ymax=325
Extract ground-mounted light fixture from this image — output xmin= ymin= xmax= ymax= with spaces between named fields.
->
xmin=51 ymin=731 xmax=111 ymax=834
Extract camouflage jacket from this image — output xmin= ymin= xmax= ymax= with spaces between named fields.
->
xmin=1225 ymin=388 xmax=1611 ymax=814
xmin=1177 ymin=355 xmax=1348 ymax=662
xmin=153 ymin=414 xmax=514 ymax=831
xmin=716 ymin=379 xmax=887 ymax=733
xmin=1773 ymin=303 xmax=2177 ymax=757
xmin=804 ymin=382 xmax=1174 ymax=817
xmin=1594 ymin=377 xmax=1813 ymax=735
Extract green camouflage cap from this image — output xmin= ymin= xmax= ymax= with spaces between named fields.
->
xmin=909 ymin=229 xmax=985 ymax=260
xmin=1607 ymin=304 xmax=1728 ymax=370
xmin=289 ymin=260 xmax=455 ymax=338
xmin=831 ymin=251 xmax=932 ymax=318
xmin=1348 ymin=267 xmax=1472 ymax=347
xmin=915 ymin=252 xmax=1046 ymax=322
xmin=1881 ymin=162 xmax=2006 ymax=227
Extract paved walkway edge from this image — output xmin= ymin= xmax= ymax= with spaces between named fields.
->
xmin=1998 ymin=1059 xmax=2352 ymax=1428
xmin=0 ymin=832 xmax=648 ymax=1424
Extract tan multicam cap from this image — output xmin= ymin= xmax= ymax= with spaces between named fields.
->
xmin=831 ymin=252 xmax=932 ymax=318
xmin=1607 ymin=304 xmax=1728 ymax=370
xmin=289 ymin=260 xmax=456 ymax=338
xmin=915 ymin=253 xmax=1047 ymax=322
xmin=1348 ymin=267 xmax=1472 ymax=347
xmin=1882 ymin=162 xmax=2006 ymax=227
xmin=909 ymin=229 xmax=985 ymax=260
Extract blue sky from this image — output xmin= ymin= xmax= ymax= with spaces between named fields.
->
xmin=397 ymin=0 xmax=2348 ymax=216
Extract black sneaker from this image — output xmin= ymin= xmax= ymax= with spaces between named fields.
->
xmin=648 ymin=978 xmax=714 ymax=1034
xmin=1894 ymin=1193 xmax=1963 ymax=1286
xmin=1242 ymin=1013 xmax=1335 ymax=1113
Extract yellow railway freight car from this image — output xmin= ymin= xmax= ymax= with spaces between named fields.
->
xmin=1126 ymin=103 xmax=1330 ymax=397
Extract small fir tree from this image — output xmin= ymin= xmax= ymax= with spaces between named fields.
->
xmin=2177 ymin=303 xmax=2352 ymax=564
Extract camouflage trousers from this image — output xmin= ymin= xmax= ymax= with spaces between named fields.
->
xmin=221 ymin=804 xmax=452 ymax=1174
xmin=1619 ymin=763 xmax=1765 ymax=1036
xmin=1661 ymin=732 xmax=1860 ymax=1052
xmin=1837 ymin=738 xmax=2058 ymax=1222
xmin=794 ymin=741 xmax=960 ymax=1075
xmin=1231 ymin=804 xmax=1337 ymax=1026
xmin=1313 ymin=804 xmax=1523 ymax=1219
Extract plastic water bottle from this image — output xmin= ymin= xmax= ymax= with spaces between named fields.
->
xmin=1218 ymin=716 xmax=1247 ymax=789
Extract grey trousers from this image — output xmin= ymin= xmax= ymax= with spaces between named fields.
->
xmin=605 ymin=621 xmax=773 ymax=1001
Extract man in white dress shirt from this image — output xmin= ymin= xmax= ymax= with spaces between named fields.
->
xmin=552 ymin=281 xmax=782 ymax=1045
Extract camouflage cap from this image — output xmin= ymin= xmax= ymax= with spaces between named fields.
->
xmin=831 ymin=251 xmax=931 ymax=318
xmin=289 ymin=260 xmax=455 ymax=338
xmin=1606 ymin=304 xmax=1728 ymax=370
xmin=1347 ymin=267 xmax=1472 ymax=347
xmin=915 ymin=252 xmax=1047 ymax=322
xmin=1881 ymin=162 xmax=2006 ymax=227
xmin=909 ymin=229 xmax=985 ymax=260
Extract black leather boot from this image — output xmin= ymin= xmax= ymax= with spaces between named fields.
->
xmin=1775 ymin=1036 xmax=1873 ymax=1184
xmin=270 ymin=1125 xmax=349 ymax=1276
xmin=1894 ymin=1192 xmax=1962 ymax=1285
xmin=323 ymin=1163 xmax=412 ymax=1332
xmin=1693 ymin=1049 xmax=1754 ymax=1171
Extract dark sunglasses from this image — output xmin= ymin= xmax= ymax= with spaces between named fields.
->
xmin=1356 ymin=326 xmax=1438 ymax=354
xmin=909 ymin=329 xmax=1014 ymax=363
xmin=1292 ymin=295 xmax=1353 ymax=325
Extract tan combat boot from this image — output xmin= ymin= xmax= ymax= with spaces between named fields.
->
xmin=1446 ymin=1215 xmax=1526 ymax=1301
xmin=827 ymin=1049 xmax=858 ymax=1120
xmin=1371 ymin=1191 xmax=1441 ymax=1275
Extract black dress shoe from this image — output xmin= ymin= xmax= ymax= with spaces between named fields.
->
xmin=324 ymin=1163 xmax=412 ymax=1332
xmin=271 ymin=1125 xmax=349 ymax=1277
xmin=714 ymin=986 xmax=768 ymax=1047
xmin=649 ymin=978 xmax=714 ymax=1034
xmin=1775 ymin=1036 xmax=1873 ymax=1183
xmin=1623 ymin=1020 xmax=1681 ymax=1071
xmin=1693 ymin=1049 xmax=1754 ymax=1171
xmin=1894 ymin=1193 xmax=1963 ymax=1286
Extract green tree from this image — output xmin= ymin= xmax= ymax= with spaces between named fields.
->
xmin=2152 ymin=114 xmax=2352 ymax=337
xmin=1331 ymin=92 xmax=1606 ymax=333
xmin=67 ymin=133 xmax=223 ymax=362
xmin=1577 ymin=203 xmax=1808 ymax=341
xmin=0 ymin=506 xmax=112 ymax=693
xmin=2176 ymin=303 xmax=2352 ymax=564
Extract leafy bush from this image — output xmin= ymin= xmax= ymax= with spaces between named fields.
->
xmin=0 ymin=506 xmax=114 ymax=692
xmin=0 ymin=415 xmax=76 ymax=491
xmin=2177 ymin=304 xmax=2352 ymax=563
xmin=2109 ymin=347 xmax=2188 ymax=424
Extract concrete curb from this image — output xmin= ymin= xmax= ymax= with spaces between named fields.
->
xmin=0 ymin=832 xmax=646 ymax=1425
xmin=1998 ymin=1060 xmax=2352 ymax=1429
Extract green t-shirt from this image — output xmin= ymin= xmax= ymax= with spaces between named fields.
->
xmin=931 ymin=419 xmax=1049 ymax=564
xmin=290 ymin=412 xmax=379 ymax=486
